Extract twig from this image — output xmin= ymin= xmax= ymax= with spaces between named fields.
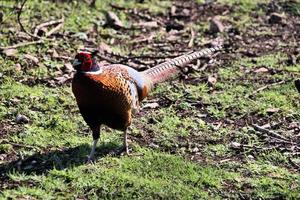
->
xmin=34 ymin=17 xmax=64 ymax=36
xmin=188 ymin=27 xmax=195 ymax=48
xmin=249 ymin=80 xmax=289 ymax=97
xmin=1 ymin=139 xmax=38 ymax=150
xmin=252 ymin=124 xmax=290 ymax=142
xmin=17 ymin=0 xmax=64 ymax=40
xmin=0 ymin=40 xmax=44 ymax=50
xmin=17 ymin=0 xmax=41 ymax=39
xmin=45 ymin=19 xmax=64 ymax=37
xmin=269 ymin=137 xmax=298 ymax=146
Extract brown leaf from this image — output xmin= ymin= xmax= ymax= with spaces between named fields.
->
xmin=24 ymin=54 xmax=39 ymax=65
xmin=55 ymin=74 xmax=71 ymax=84
xmin=52 ymin=49 xmax=59 ymax=58
xmin=261 ymin=123 xmax=271 ymax=129
xmin=64 ymin=62 xmax=74 ymax=73
xmin=254 ymin=67 xmax=269 ymax=73
xmin=269 ymin=12 xmax=285 ymax=24
xmin=208 ymin=75 xmax=217 ymax=86
xmin=142 ymin=102 xmax=159 ymax=109
xmin=134 ymin=21 xmax=158 ymax=29
xmin=105 ymin=11 xmax=124 ymax=29
xmin=98 ymin=42 xmax=112 ymax=54
xmin=210 ymin=16 xmax=225 ymax=33
xmin=170 ymin=5 xmax=177 ymax=16
xmin=266 ymin=108 xmax=279 ymax=114
xmin=15 ymin=63 xmax=22 ymax=71
xmin=230 ymin=142 xmax=241 ymax=149
xmin=16 ymin=32 xmax=31 ymax=40
xmin=167 ymin=35 xmax=180 ymax=41
xmin=3 ymin=48 xmax=18 ymax=57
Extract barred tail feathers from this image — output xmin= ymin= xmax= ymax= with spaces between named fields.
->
xmin=143 ymin=46 xmax=222 ymax=84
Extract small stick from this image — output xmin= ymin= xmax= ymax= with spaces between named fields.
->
xmin=34 ymin=18 xmax=64 ymax=36
xmin=45 ymin=20 xmax=64 ymax=37
xmin=0 ymin=40 xmax=44 ymax=50
xmin=17 ymin=0 xmax=41 ymax=39
xmin=1 ymin=139 xmax=38 ymax=150
xmin=248 ymin=80 xmax=289 ymax=97
xmin=188 ymin=27 xmax=195 ymax=48
xmin=252 ymin=124 xmax=290 ymax=142
xmin=269 ymin=137 xmax=298 ymax=146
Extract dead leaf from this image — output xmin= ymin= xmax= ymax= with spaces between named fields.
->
xmin=73 ymin=32 xmax=88 ymax=40
xmin=191 ymin=147 xmax=199 ymax=153
xmin=15 ymin=63 xmax=21 ymax=71
xmin=142 ymin=102 xmax=159 ymax=109
xmin=98 ymin=42 xmax=112 ymax=54
xmin=52 ymin=49 xmax=59 ymax=58
xmin=55 ymin=74 xmax=71 ymax=84
xmin=261 ymin=123 xmax=271 ymax=129
xmin=266 ymin=108 xmax=280 ymax=114
xmin=134 ymin=21 xmax=158 ymax=29
xmin=230 ymin=142 xmax=241 ymax=149
xmin=208 ymin=75 xmax=217 ymax=86
xmin=16 ymin=32 xmax=31 ymax=40
xmin=269 ymin=12 xmax=285 ymax=24
xmin=170 ymin=5 xmax=177 ymax=16
xmin=3 ymin=48 xmax=18 ymax=57
xmin=149 ymin=143 xmax=159 ymax=149
xmin=254 ymin=67 xmax=269 ymax=73
xmin=105 ymin=11 xmax=124 ymax=29
xmin=24 ymin=54 xmax=39 ymax=65
xmin=210 ymin=16 xmax=225 ymax=33
xmin=167 ymin=35 xmax=180 ymax=41
xmin=64 ymin=62 xmax=74 ymax=73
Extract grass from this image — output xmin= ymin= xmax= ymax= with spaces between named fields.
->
xmin=1 ymin=0 xmax=300 ymax=199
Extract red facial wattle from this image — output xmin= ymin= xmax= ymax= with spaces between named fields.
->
xmin=75 ymin=52 xmax=93 ymax=71
xmin=81 ymin=56 xmax=92 ymax=71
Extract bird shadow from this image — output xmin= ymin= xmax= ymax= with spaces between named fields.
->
xmin=0 ymin=142 xmax=121 ymax=179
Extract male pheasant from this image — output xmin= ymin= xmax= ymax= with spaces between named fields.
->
xmin=72 ymin=46 xmax=222 ymax=161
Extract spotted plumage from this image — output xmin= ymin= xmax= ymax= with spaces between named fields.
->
xmin=72 ymin=46 xmax=222 ymax=161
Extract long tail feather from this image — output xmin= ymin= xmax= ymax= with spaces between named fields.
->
xmin=143 ymin=45 xmax=222 ymax=84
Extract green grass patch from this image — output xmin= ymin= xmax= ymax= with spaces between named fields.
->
xmin=2 ymin=150 xmax=239 ymax=199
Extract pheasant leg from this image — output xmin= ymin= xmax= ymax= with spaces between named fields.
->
xmin=123 ymin=129 xmax=130 ymax=155
xmin=88 ymin=139 xmax=98 ymax=162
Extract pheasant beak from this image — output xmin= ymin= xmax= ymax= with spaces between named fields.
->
xmin=72 ymin=59 xmax=82 ymax=67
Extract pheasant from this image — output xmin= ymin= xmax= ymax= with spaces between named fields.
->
xmin=72 ymin=46 xmax=222 ymax=161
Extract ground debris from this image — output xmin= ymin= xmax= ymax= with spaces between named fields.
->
xmin=209 ymin=16 xmax=225 ymax=33
xmin=105 ymin=11 xmax=124 ymax=29
xmin=268 ymin=12 xmax=286 ymax=24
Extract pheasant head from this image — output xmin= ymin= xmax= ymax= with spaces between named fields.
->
xmin=73 ymin=51 xmax=98 ymax=72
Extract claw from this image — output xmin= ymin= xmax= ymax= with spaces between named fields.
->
xmin=87 ymin=156 xmax=95 ymax=164
xmin=87 ymin=139 xmax=98 ymax=163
